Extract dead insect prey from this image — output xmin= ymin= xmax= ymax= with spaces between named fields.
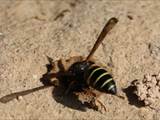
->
xmin=0 ymin=17 xmax=123 ymax=112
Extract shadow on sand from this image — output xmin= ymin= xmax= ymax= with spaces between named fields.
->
xmin=122 ymin=80 xmax=145 ymax=108
xmin=0 ymin=59 xmax=90 ymax=112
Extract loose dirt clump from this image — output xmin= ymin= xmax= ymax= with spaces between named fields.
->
xmin=132 ymin=73 xmax=160 ymax=111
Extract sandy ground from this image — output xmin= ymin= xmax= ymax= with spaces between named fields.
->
xmin=0 ymin=0 xmax=160 ymax=119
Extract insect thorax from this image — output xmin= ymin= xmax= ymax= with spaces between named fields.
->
xmin=68 ymin=61 xmax=94 ymax=82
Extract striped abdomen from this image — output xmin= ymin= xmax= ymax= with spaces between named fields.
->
xmin=85 ymin=64 xmax=117 ymax=94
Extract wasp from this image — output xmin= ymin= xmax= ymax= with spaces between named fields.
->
xmin=0 ymin=17 xmax=123 ymax=112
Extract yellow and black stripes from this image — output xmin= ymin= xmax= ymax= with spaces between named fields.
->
xmin=85 ymin=64 xmax=116 ymax=93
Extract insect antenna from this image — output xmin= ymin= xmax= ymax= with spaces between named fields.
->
xmin=0 ymin=85 xmax=53 ymax=103
xmin=86 ymin=17 xmax=118 ymax=61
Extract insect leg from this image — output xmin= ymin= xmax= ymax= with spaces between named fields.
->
xmin=86 ymin=90 xmax=106 ymax=112
xmin=57 ymin=59 xmax=66 ymax=72
xmin=40 ymin=72 xmax=58 ymax=86
xmin=46 ymin=56 xmax=66 ymax=72
xmin=75 ymin=88 xmax=106 ymax=112
xmin=96 ymin=99 xmax=107 ymax=112
xmin=65 ymin=80 xmax=79 ymax=95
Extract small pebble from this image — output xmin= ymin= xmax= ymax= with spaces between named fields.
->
xmin=17 ymin=96 xmax=23 ymax=101
xmin=33 ymin=75 xmax=38 ymax=79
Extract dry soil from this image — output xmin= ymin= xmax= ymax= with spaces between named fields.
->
xmin=0 ymin=0 xmax=160 ymax=120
